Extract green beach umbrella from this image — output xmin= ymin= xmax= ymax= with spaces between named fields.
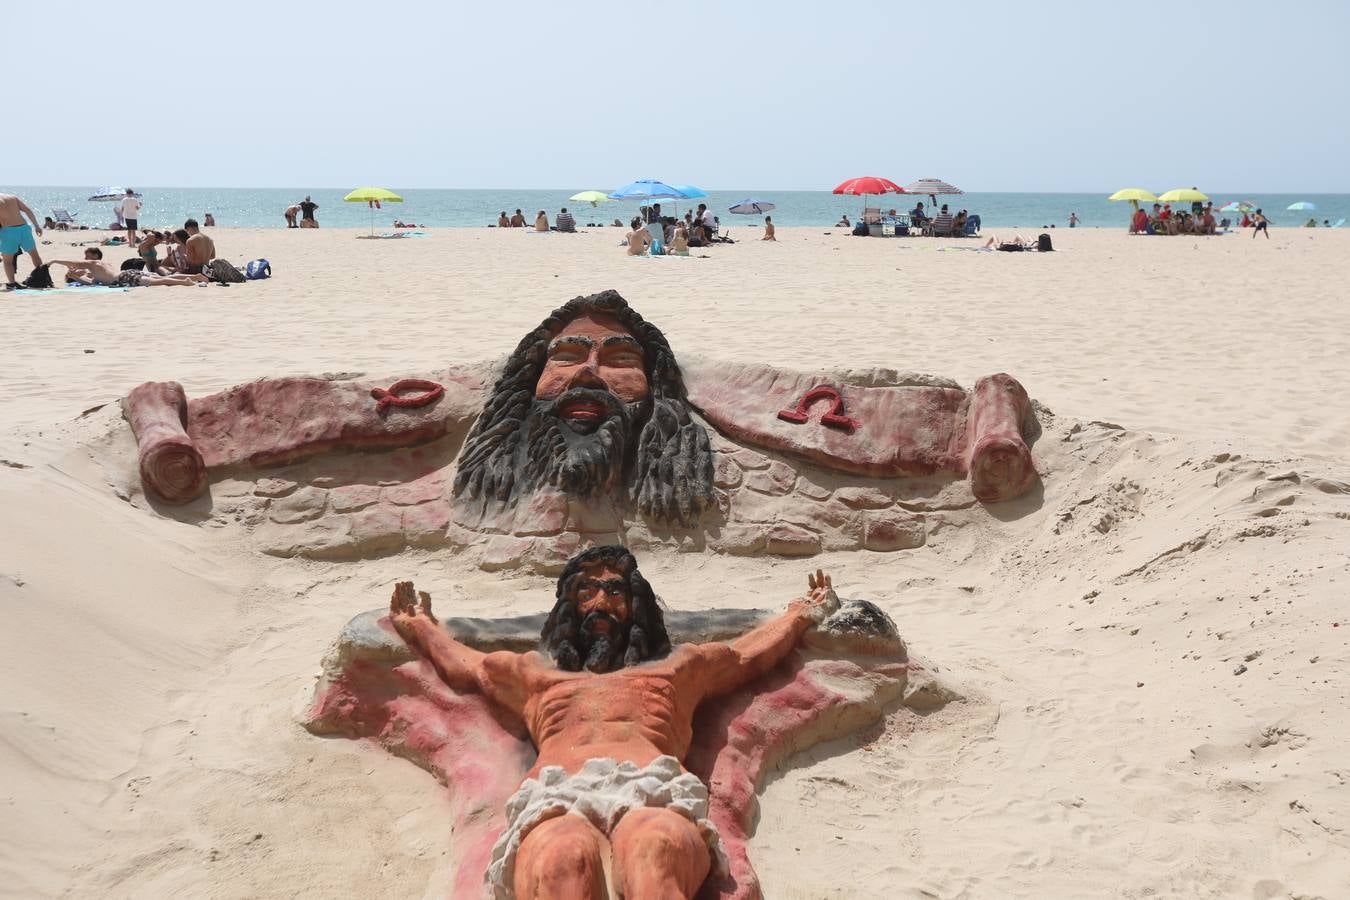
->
xmin=1286 ymin=201 xmax=1316 ymax=211
xmin=569 ymin=190 xmax=616 ymax=208
xmin=344 ymin=186 xmax=404 ymax=235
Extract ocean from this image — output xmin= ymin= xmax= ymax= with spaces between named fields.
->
xmin=5 ymin=186 xmax=1347 ymax=232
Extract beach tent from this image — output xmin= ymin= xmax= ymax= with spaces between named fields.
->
xmin=344 ymin=186 xmax=403 ymax=235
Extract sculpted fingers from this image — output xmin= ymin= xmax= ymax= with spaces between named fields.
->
xmin=391 ymin=580 xmax=416 ymax=616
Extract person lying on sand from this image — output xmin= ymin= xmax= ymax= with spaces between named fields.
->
xmin=50 ymin=248 xmax=207 ymax=287
xmin=983 ymin=234 xmax=1034 ymax=251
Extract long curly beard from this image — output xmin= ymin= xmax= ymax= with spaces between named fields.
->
xmin=545 ymin=605 xmax=652 ymax=674
xmin=521 ymin=388 xmax=645 ymax=499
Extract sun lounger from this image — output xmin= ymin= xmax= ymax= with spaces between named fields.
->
xmin=52 ymin=209 xmax=76 ymax=229
xmin=861 ymin=207 xmax=883 ymax=226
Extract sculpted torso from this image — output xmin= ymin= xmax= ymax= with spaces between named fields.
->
xmin=483 ymin=647 xmax=708 ymax=778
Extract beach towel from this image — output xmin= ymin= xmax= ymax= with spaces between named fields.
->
xmin=13 ymin=284 xmax=131 ymax=296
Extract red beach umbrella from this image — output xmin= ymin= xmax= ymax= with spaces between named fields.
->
xmin=832 ymin=176 xmax=906 ymax=196
xmin=832 ymin=176 xmax=907 ymax=221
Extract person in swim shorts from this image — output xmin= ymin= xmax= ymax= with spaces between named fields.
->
xmin=0 ymin=192 xmax=44 ymax=290
xmin=119 ymin=189 xmax=142 ymax=238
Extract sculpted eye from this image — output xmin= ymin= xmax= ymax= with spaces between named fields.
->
xmin=550 ymin=346 xmax=586 ymax=363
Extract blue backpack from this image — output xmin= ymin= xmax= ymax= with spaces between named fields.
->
xmin=245 ymin=259 xmax=271 ymax=280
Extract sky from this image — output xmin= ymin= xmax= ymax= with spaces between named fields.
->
xmin=11 ymin=0 xmax=1349 ymax=192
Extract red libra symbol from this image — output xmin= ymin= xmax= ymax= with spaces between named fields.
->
xmin=370 ymin=378 xmax=445 ymax=413
xmin=777 ymin=386 xmax=859 ymax=432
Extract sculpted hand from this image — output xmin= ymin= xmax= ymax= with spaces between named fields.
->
xmin=389 ymin=580 xmax=438 ymax=650
xmin=791 ymin=569 xmax=840 ymax=624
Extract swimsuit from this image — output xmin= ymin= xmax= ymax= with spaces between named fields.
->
xmin=485 ymin=755 xmax=727 ymax=899
xmin=0 ymin=223 xmax=36 ymax=255
xmin=116 ymin=271 xmax=146 ymax=287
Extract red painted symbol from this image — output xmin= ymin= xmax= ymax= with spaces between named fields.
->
xmin=777 ymin=386 xmax=859 ymax=432
xmin=371 ymin=378 xmax=445 ymax=413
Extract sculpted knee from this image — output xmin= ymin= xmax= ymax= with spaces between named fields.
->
xmin=531 ymin=822 xmax=604 ymax=881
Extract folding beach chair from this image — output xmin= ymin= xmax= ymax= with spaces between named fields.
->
xmin=964 ymin=215 xmax=981 ymax=236
xmin=861 ymin=207 xmax=882 ymax=225
xmin=52 ymin=209 xmax=76 ymax=229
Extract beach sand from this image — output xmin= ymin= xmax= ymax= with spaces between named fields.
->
xmin=2 ymin=225 xmax=1347 ymax=897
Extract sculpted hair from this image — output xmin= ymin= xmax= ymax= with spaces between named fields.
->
xmin=540 ymin=545 xmax=671 ymax=671
xmin=452 ymin=289 xmax=714 ymax=525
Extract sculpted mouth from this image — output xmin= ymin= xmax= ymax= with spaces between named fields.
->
xmin=560 ymin=399 xmax=609 ymax=421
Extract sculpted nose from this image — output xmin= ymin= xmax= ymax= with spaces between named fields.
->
xmin=566 ymin=358 xmax=608 ymax=392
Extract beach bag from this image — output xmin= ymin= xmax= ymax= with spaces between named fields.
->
xmin=245 ymin=259 xmax=272 ymax=280
xmin=206 ymin=258 xmax=247 ymax=284
xmin=120 ymin=258 xmax=146 ymax=271
xmin=22 ymin=265 xmax=53 ymax=289
xmin=1037 ymin=233 xmax=1054 ymax=252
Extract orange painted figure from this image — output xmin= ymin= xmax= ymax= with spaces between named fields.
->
xmin=389 ymin=545 xmax=839 ymax=899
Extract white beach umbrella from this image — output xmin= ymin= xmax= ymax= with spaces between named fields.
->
xmin=89 ymin=187 xmax=142 ymax=201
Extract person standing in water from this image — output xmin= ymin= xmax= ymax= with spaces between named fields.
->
xmin=1068 ymin=212 xmax=1080 ymax=228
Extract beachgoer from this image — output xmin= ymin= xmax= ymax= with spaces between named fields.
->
xmin=160 ymin=230 xmax=191 ymax=273
xmin=119 ymin=189 xmax=142 ymax=238
xmin=645 ymin=203 xmax=663 ymax=226
xmin=535 ymin=210 xmax=549 ymax=232
xmin=183 ymin=219 xmax=216 ymax=274
xmin=497 ymin=211 xmax=510 ymax=227
xmin=0 ymin=192 xmax=44 ymax=290
xmin=1068 ymin=212 xmax=1080 ymax=228
xmin=1130 ymin=207 xmax=1148 ymax=234
xmin=669 ymin=223 xmax=689 ymax=256
xmin=1251 ymin=208 xmax=1269 ymax=239
xmin=952 ymin=209 xmax=969 ymax=235
xmin=284 ymin=204 xmax=300 ymax=228
xmin=697 ymin=204 xmax=716 ymax=239
xmin=836 ymin=215 xmax=850 ymax=228
xmin=136 ymin=230 xmax=164 ymax=271
xmin=555 ymin=208 xmax=576 ymax=233
xmin=1160 ymin=203 xmax=1172 ymax=221
xmin=612 ymin=218 xmax=623 ymax=227
xmin=1191 ymin=191 xmax=1203 ymax=216
xmin=762 ymin=216 xmax=776 ymax=241
xmin=983 ymin=234 xmax=1033 ymax=251
xmin=203 ymin=213 xmax=215 ymax=227
xmin=43 ymin=216 xmax=57 ymax=231
xmin=1304 ymin=218 xmax=1317 ymax=228
xmin=625 ymin=217 xmax=651 ymax=256
xmin=910 ymin=201 xmax=927 ymax=225
xmin=1324 ymin=219 xmax=1331 ymax=227
xmin=932 ymin=205 xmax=954 ymax=236
xmin=1201 ymin=208 xmax=1216 ymax=235
xmin=51 ymin=248 xmax=207 ymax=287
xmin=299 ymin=196 xmax=319 ymax=228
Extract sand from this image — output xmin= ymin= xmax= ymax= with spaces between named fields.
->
xmin=1 ymin=224 xmax=1347 ymax=898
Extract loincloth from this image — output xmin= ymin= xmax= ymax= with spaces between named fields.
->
xmin=485 ymin=755 xmax=726 ymax=898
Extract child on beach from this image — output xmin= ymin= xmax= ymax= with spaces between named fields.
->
xmin=762 ymin=216 xmax=776 ymax=241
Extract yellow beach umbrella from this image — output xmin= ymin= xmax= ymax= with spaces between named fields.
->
xmin=569 ymin=190 xmax=614 ymax=208
xmin=1157 ymin=188 xmax=1209 ymax=204
xmin=1108 ymin=187 xmax=1158 ymax=213
xmin=344 ymin=187 xmax=404 ymax=235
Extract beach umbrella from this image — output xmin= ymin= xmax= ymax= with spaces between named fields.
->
xmin=608 ymin=180 xmax=686 ymax=201
xmin=669 ymin=184 xmax=708 ymax=199
xmin=1108 ymin=187 xmax=1158 ymax=212
xmin=569 ymin=190 xmax=615 ymax=208
xmin=344 ymin=186 xmax=404 ymax=235
xmin=88 ymin=187 xmax=142 ymax=201
xmin=1157 ymin=188 xmax=1209 ymax=204
xmin=729 ymin=199 xmax=776 ymax=215
xmin=832 ymin=176 xmax=906 ymax=217
xmin=1219 ymin=200 xmax=1255 ymax=214
xmin=1287 ymin=201 xmax=1316 ymax=211
xmin=905 ymin=178 xmax=964 ymax=205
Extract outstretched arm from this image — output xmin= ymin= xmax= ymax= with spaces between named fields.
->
xmin=694 ymin=570 xmax=839 ymax=699
xmin=388 ymin=581 xmax=488 ymax=693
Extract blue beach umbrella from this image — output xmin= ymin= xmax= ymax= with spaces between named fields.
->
xmin=729 ymin=198 xmax=775 ymax=215
xmin=608 ymin=180 xmax=686 ymax=201
xmin=1287 ymin=201 xmax=1316 ymax=211
xmin=670 ymin=184 xmax=708 ymax=199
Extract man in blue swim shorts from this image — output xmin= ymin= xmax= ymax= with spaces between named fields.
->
xmin=1 ymin=192 xmax=44 ymax=290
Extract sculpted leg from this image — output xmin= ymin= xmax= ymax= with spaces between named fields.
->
xmin=514 ymin=814 xmax=610 ymax=900
xmin=612 ymin=808 xmax=711 ymax=900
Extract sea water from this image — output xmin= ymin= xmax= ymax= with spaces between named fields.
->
xmin=5 ymin=186 xmax=1347 ymax=231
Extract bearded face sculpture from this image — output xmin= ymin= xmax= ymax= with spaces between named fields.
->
xmin=452 ymin=291 xmax=714 ymax=526
xmin=538 ymin=544 xmax=672 ymax=674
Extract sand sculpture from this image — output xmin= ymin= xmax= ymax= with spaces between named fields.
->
xmin=305 ymin=545 xmax=953 ymax=899
xmin=120 ymin=290 xmax=1039 ymax=571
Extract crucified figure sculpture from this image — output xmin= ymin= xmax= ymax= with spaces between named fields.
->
xmin=389 ymin=544 xmax=839 ymax=899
